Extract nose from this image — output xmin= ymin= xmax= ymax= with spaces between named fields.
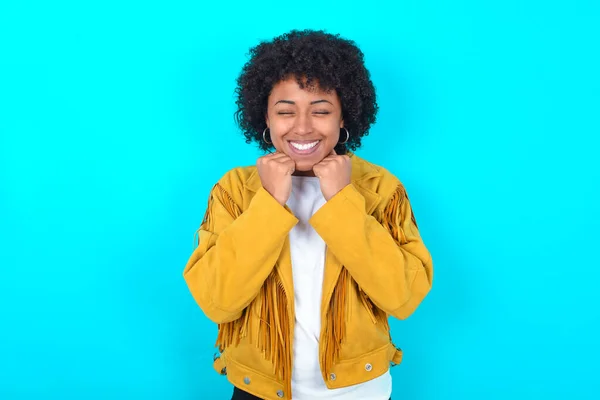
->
xmin=293 ymin=112 xmax=312 ymax=135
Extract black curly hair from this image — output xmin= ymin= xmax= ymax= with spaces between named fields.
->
xmin=234 ymin=29 xmax=378 ymax=154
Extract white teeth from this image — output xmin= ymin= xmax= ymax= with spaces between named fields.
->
xmin=290 ymin=141 xmax=319 ymax=150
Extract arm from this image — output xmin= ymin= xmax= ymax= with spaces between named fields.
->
xmin=309 ymin=183 xmax=433 ymax=320
xmin=183 ymin=182 xmax=298 ymax=324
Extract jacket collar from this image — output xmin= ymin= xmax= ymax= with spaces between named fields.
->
xmin=243 ymin=153 xmax=383 ymax=214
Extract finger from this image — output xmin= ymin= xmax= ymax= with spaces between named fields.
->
xmin=262 ymin=150 xmax=284 ymax=159
xmin=319 ymin=156 xmax=335 ymax=163
xmin=259 ymin=152 xmax=290 ymax=165
xmin=283 ymin=160 xmax=296 ymax=174
xmin=281 ymin=156 xmax=295 ymax=165
xmin=269 ymin=153 xmax=292 ymax=161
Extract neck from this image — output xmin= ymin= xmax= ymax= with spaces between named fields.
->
xmin=292 ymin=169 xmax=316 ymax=177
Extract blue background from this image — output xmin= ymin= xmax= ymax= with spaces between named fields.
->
xmin=1 ymin=1 xmax=599 ymax=399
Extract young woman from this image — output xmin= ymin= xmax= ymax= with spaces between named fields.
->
xmin=184 ymin=29 xmax=433 ymax=400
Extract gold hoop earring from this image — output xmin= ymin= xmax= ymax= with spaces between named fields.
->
xmin=339 ymin=128 xmax=349 ymax=144
xmin=262 ymin=128 xmax=272 ymax=144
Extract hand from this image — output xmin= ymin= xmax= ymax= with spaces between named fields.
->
xmin=257 ymin=151 xmax=296 ymax=206
xmin=313 ymin=149 xmax=352 ymax=200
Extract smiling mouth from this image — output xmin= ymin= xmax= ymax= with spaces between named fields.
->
xmin=289 ymin=140 xmax=320 ymax=151
xmin=287 ymin=140 xmax=321 ymax=155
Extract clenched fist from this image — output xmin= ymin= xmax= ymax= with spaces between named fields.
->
xmin=313 ymin=149 xmax=352 ymax=200
xmin=257 ymin=151 xmax=296 ymax=206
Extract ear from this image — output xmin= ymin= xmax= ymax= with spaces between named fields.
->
xmin=265 ymin=114 xmax=270 ymax=128
xmin=339 ymin=119 xmax=344 ymax=129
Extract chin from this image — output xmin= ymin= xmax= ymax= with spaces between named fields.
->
xmin=294 ymin=161 xmax=317 ymax=172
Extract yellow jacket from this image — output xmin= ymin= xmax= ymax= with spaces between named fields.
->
xmin=183 ymin=154 xmax=433 ymax=400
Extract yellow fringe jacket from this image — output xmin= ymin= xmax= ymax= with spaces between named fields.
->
xmin=183 ymin=154 xmax=433 ymax=400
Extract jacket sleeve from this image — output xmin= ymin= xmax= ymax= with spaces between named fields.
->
xmin=309 ymin=183 xmax=433 ymax=320
xmin=183 ymin=181 xmax=298 ymax=324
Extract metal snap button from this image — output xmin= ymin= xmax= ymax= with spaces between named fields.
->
xmin=220 ymin=367 xmax=227 ymax=375
xmin=243 ymin=376 xmax=251 ymax=384
xmin=329 ymin=372 xmax=336 ymax=381
xmin=276 ymin=390 xmax=284 ymax=398
xmin=365 ymin=363 xmax=373 ymax=372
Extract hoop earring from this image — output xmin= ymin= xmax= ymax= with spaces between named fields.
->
xmin=262 ymin=128 xmax=272 ymax=144
xmin=339 ymin=127 xmax=349 ymax=144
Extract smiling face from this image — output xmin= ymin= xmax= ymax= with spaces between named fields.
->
xmin=266 ymin=78 xmax=344 ymax=175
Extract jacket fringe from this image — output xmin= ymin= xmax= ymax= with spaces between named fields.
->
xmin=200 ymin=183 xmax=293 ymax=396
xmin=321 ymin=267 xmax=350 ymax=380
xmin=215 ymin=271 xmax=292 ymax=396
xmin=381 ymin=183 xmax=408 ymax=246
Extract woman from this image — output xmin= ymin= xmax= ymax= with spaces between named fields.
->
xmin=183 ymin=29 xmax=433 ymax=400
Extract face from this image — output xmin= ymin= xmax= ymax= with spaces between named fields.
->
xmin=266 ymin=78 xmax=344 ymax=175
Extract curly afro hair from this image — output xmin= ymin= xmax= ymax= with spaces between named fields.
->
xmin=234 ymin=29 xmax=378 ymax=154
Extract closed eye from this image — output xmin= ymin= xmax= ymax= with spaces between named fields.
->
xmin=277 ymin=111 xmax=330 ymax=115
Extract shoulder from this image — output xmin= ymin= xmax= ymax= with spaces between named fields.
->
xmin=350 ymin=154 xmax=405 ymax=198
xmin=216 ymin=164 xmax=256 ymax=188
xmin=212 ymin=164 xmax=258 ymax=203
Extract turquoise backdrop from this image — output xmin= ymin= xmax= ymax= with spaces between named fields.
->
xmin=1 ymin=1 xmax=599 ymax=399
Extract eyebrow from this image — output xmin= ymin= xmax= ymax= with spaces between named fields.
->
xmin=274 ymin=99 xmax=333 ymax=105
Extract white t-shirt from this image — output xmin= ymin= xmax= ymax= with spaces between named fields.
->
xmin=286 ymin=175 xmax=392 ymax=400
